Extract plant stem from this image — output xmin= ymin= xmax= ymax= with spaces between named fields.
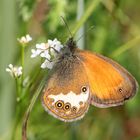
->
xmin=15 ymin=78 xmax=19 ymax=97
xmin=11 ymin=78 xmax=22 ymax=140
xmin=20 ymin=67 xmax=42 ymax=100
xmin=21 ymin=45 xmax=25 ymax=89
xmin=11 ymin=104 xmax=21 ymax=140
xmin=11 ymin=44 xmax=26 ymax=139
xmin=110 ymin=35 xmax=140 ymax=57
xmin=102 ymin=1 xmax=140 ymax=37
xmin=76 ymin=0 xmax=85 ymax=49
xmin=72 ymin=0 xmax=101 ymax=35
xmin=70 ymin=123 xmax=78 ymax=140
xmin=22 ymin=78 xmax=46 ymax=140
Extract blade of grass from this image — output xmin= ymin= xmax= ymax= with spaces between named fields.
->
xmin=110 ymin=35 xmax=140 ymax=57
xmin=21 ymin=44 xmax=25 ymax=87
xmin=22 ymin=78 xmax=46 ymax=140
xmin=70 ymin=123 xmax=79 ymax=140
xmin=102 ymin=1 xmax=140 ymax=37
xmin=76 ymin=0 xmax=85 ymax=49
xmin=72 ymin=0 xmax=101 ymax=35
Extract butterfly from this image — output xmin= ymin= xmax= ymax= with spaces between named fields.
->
xmin=41 ymin=37 xmax=138 ymax=122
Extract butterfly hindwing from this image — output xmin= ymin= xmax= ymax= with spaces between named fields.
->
xmin=76 ymin=49 xmax=138 ymax=108
xmin=42 ymin=55 xmax=90 ymax=122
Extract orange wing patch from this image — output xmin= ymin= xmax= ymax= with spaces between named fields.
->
xmin=76 ymin=49 xmax=138 ymax=107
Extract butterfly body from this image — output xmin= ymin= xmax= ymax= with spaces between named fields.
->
xmin=42 ymin=38 xmax=138 ymax=122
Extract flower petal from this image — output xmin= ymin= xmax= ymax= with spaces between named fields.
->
xmin=6 ymin=64 xmax=22 ymax=78
xmin=41 ymin=59 xmax=54 ymax=69
xmin=36 ymin=43 xmax=46 ymax=49
xmin=26 ymin=34 xmax=32 ymax=42
xmin=40 ymin=50 xmax=51 ymax=59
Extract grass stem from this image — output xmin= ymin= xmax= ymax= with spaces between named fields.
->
xmin=72 ymin=0 xmax=101 ymax=35
xmin=110 ymin=35 xmax=140 ymax=57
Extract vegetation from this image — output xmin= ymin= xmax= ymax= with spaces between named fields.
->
xmin=0 ymin=0 xmax=140 ymax=140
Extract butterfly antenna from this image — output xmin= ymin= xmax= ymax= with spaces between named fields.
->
xmin=76 ymin=26 xmax=95 ymax=43
xmin=60 ymin=16 xmax=73 ymax=38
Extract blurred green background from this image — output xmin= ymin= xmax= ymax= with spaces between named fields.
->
xmin=0 ymin=0 xmax=140 ymax=140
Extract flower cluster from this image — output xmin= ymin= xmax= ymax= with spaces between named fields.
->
xmin=6 ymin=64 xmax=22 ymax=78
xmin=6 ymin=36 xmax=64 ymax=79
xmin=31 ymin=38 xmax=64 ymax=69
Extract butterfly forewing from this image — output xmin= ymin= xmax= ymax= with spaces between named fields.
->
xmin=76 ymin=49 xmax=138 ymax=108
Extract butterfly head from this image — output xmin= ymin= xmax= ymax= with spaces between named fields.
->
xmin=57 ymin=37 xmax=77 ymax=60
xmin=65 ymin=37 xmax=77 ymax=52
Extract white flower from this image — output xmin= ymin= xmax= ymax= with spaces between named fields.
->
xmin=36 ymin=43 xmax=47 ymax=49
xmin=48 ymin=38 xmax=63 ymax=52
xmin=31 ymin=49 xmax=42 ymax=58
xmin=18 ymin=34 xmax=32 ymax=44
xmin=40 ymin=50 xmax=51 ymax=59
xmin=48 ymin=39 xmax=55 ymax=47
xmin=31 ymin=43 xmax=49 ymax=58
xmin=6 ymin=64 xmax=22 ymax=78
xmin=54 ymin=44 xmax=63 ymax=52
xmin=31 ymin=38 xmax=64 ymax=69
xmin=41 ymin=60 xmax=54 ymax=69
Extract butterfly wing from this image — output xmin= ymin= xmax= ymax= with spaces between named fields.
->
xmin=76 ymin=49 xmax=138 ymax=108
xmin=42 ymin=55 xmax=90 ymax=122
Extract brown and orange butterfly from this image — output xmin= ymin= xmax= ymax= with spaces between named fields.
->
xmin=42 ymin=37 xmax=138 ymax=122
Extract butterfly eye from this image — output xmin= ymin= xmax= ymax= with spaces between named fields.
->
xmin=55 ymin=100 xmax=64 ymax=109
xmin=81 ymin=86 xmax=87 ymax=92
xmin=64 ymin=103 xmax=71 ymax=111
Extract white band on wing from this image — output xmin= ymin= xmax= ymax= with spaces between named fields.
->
xmin=48 ymin=87 xmax=89 ymax=109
